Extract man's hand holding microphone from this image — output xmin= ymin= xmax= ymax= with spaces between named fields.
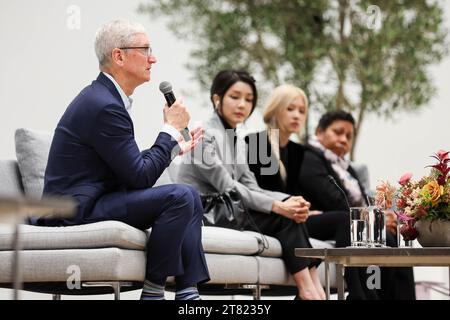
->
xmin=160 ymin=81 xmax=204 ymax=156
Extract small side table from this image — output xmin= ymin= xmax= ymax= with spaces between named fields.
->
xmin=295 ymin=247 xmax=450 ymax=300
xmin=0 ymin=195 xmax=75 ymax=300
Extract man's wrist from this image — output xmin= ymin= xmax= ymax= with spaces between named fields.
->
xmin=162 ymin=124 xmax=183 ymax=142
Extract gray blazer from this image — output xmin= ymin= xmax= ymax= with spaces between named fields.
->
xmin=176 ymin=112 xmax=288 ymax=213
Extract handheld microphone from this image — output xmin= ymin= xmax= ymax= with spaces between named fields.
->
xmin=159 ymin=81 xmax=191 ymax=141
xmin=327 ymin=175 xmax=351 ymax=212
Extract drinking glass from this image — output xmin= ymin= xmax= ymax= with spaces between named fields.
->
xmin=367 ymin=206 xmax=387 ymax=247
xmin=349 ymin=207 xmax=369 ymax=247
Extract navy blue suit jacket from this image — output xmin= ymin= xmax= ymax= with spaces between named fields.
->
xmin=41 ymin=73 xmax=178 ymax=226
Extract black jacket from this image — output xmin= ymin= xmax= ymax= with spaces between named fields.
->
xmin=246 ymin=131 xmax=305 ymax=195
xmin=298 ymin=146 xmax=368 ymax=212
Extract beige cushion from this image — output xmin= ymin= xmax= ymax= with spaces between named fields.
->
xmin=0 ymin=160 xmax=23 ymax=197
xmin=0 ymin=248 xmax=145 ymax=283
xmin=0 ymin=221 xmax=147 ymax=251
xmin=204 ymin=253 xmax=258 ymax=284
xmin=202 ymin=226 xmax=260 ymax=255
xmin=14 ymin=128 xmax=52 ymax=198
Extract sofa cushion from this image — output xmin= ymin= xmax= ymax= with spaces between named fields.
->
xmin=202 ymin=226 xmax=260 ymax=255
xmin=0 ymin=220 xmax=147 ymax=251
xmin=14 ymin=128 xmax=52 ymax=198
xmin=0 ymin=159 xmax=23 ymax=196
xmin=203 ymin=253 xmax=258 ymax=284
xmin=0 ymin=248 xmax=146 ymax=283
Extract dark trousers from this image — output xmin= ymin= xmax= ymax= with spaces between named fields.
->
xmin=246 ymin=210 xmax=321 ymax=274
xmin=91 ymin=183 xmax=210 ymax=288
xmin=306 ymin=211 xmax=415 ymax=300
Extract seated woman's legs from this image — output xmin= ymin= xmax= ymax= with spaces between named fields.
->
xmin=247 ymin=210 xmax=324 ymax=300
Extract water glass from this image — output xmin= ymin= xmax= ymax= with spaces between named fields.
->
xmin=349 ymin=207 xmax=369 ymax=247
xmin=367 ymin=206 xmax=386 ymax=247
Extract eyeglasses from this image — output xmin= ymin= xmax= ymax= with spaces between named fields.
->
xmin=119 ymin=46 xmax=153 ymax=56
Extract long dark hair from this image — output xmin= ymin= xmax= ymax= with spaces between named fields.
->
xmin=210 ymin=70 xmax=257 ymax=115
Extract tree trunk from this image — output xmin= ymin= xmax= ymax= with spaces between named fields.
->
xmin=351 ymin=101 xmax=366 ymax=161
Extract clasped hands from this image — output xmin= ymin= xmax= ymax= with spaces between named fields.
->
xmin=273 ymin=196 xmax=322 ymax=223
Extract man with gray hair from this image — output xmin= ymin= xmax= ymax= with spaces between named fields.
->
xmin=39 ymin=19 xmax=210 ymax=300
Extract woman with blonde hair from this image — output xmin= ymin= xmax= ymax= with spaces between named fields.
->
xmin=247 ymin=84 xmax=380 ymax=299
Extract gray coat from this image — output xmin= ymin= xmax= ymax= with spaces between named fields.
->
xmin=176 ymin=112 xmax=288 ymax=213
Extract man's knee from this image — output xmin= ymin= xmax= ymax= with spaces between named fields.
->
xmin=182 ymin=184 xmax=204 ymax=218
xmin=167 ymin=184 xmax=195 ymax=206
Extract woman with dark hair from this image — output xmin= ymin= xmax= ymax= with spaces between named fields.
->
xmin=299 ymin=110 xmax=416 ymax=300
xmin=176 ymin=70 xmax=325 ymax=300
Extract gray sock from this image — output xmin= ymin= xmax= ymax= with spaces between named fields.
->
xmin=140 ymin=279 xmax=165 ymax=300
xmin=175 ymin=286 xmax=200 ymax=300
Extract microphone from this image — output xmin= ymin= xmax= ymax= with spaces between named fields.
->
xmin=327 ymin=175 xmax=351 ymax=212
xmin=159 ymin=81 xmax=191 ymax=141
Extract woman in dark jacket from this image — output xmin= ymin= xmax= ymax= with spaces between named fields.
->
xmin=298 ymin=110 xmax=416 ymax=300
xmin=247 ymin=85 xmax=414 ymax=299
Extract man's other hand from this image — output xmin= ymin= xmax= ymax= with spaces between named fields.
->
xmin=177 ymin=125 xmax=204 ymax=156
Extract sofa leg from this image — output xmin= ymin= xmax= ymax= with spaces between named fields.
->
xmin=242 ymin=284 xmax=269 ymax=300
xmin=52 ymin=294 xmax=61 ymax=300
xmin=252 ymin=285 xmax=262 ymax=300
xmin=82 ymin=281 xmax=133 ymax=300
xmin=224 ymin=284 xmax=269 ymax=300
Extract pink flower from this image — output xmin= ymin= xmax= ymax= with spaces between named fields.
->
xmin=398 ymin=172 xmax=413 ymax=186
xmin=437 ymin=149 xmax=449 ymax=160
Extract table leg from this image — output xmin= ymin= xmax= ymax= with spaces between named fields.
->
xmin=336 ymin=264 xmax=345 ymax=300
xmin=325 ymin=260 xmax=330 ymax=300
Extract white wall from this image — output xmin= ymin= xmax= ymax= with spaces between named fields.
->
xmin=1 ymin=0 xmax=449 ymax=299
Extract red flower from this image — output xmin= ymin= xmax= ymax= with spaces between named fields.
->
xmin=436 ymin=149 xmax=449 ymax=160
xmin=400 ymin=220 xmax=419 ymax=241
xmin=414 ymin=207 xmax=428 ymax=219
xmin=428 ymin=150 xmax=450 ymax=185
xmin=396 ymin=198 xmax=406 ymax=209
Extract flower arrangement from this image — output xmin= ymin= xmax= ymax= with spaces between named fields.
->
xmin=376 ymin=150 xmax=450 ymax=241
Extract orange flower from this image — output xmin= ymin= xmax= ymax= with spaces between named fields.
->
xmin=375 ymin=181 xmax=396 ymax=209
xmin=421 ymin=180 xmax=443 ymax=206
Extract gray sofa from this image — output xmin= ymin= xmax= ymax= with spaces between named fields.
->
xmin=0 ymin=128 xmax=337 ymax=300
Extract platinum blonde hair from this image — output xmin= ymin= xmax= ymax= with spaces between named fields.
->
xmin=263 ymin=84 xmax=308 ymax=186
xmin=263 ymin=84 xmax=308 ymax=130
xmin=94 ymin=19 xmax=147 ymax=68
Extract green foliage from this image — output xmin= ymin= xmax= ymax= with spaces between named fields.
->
xmin=140 ymin=0 xmax=448 ymax=157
